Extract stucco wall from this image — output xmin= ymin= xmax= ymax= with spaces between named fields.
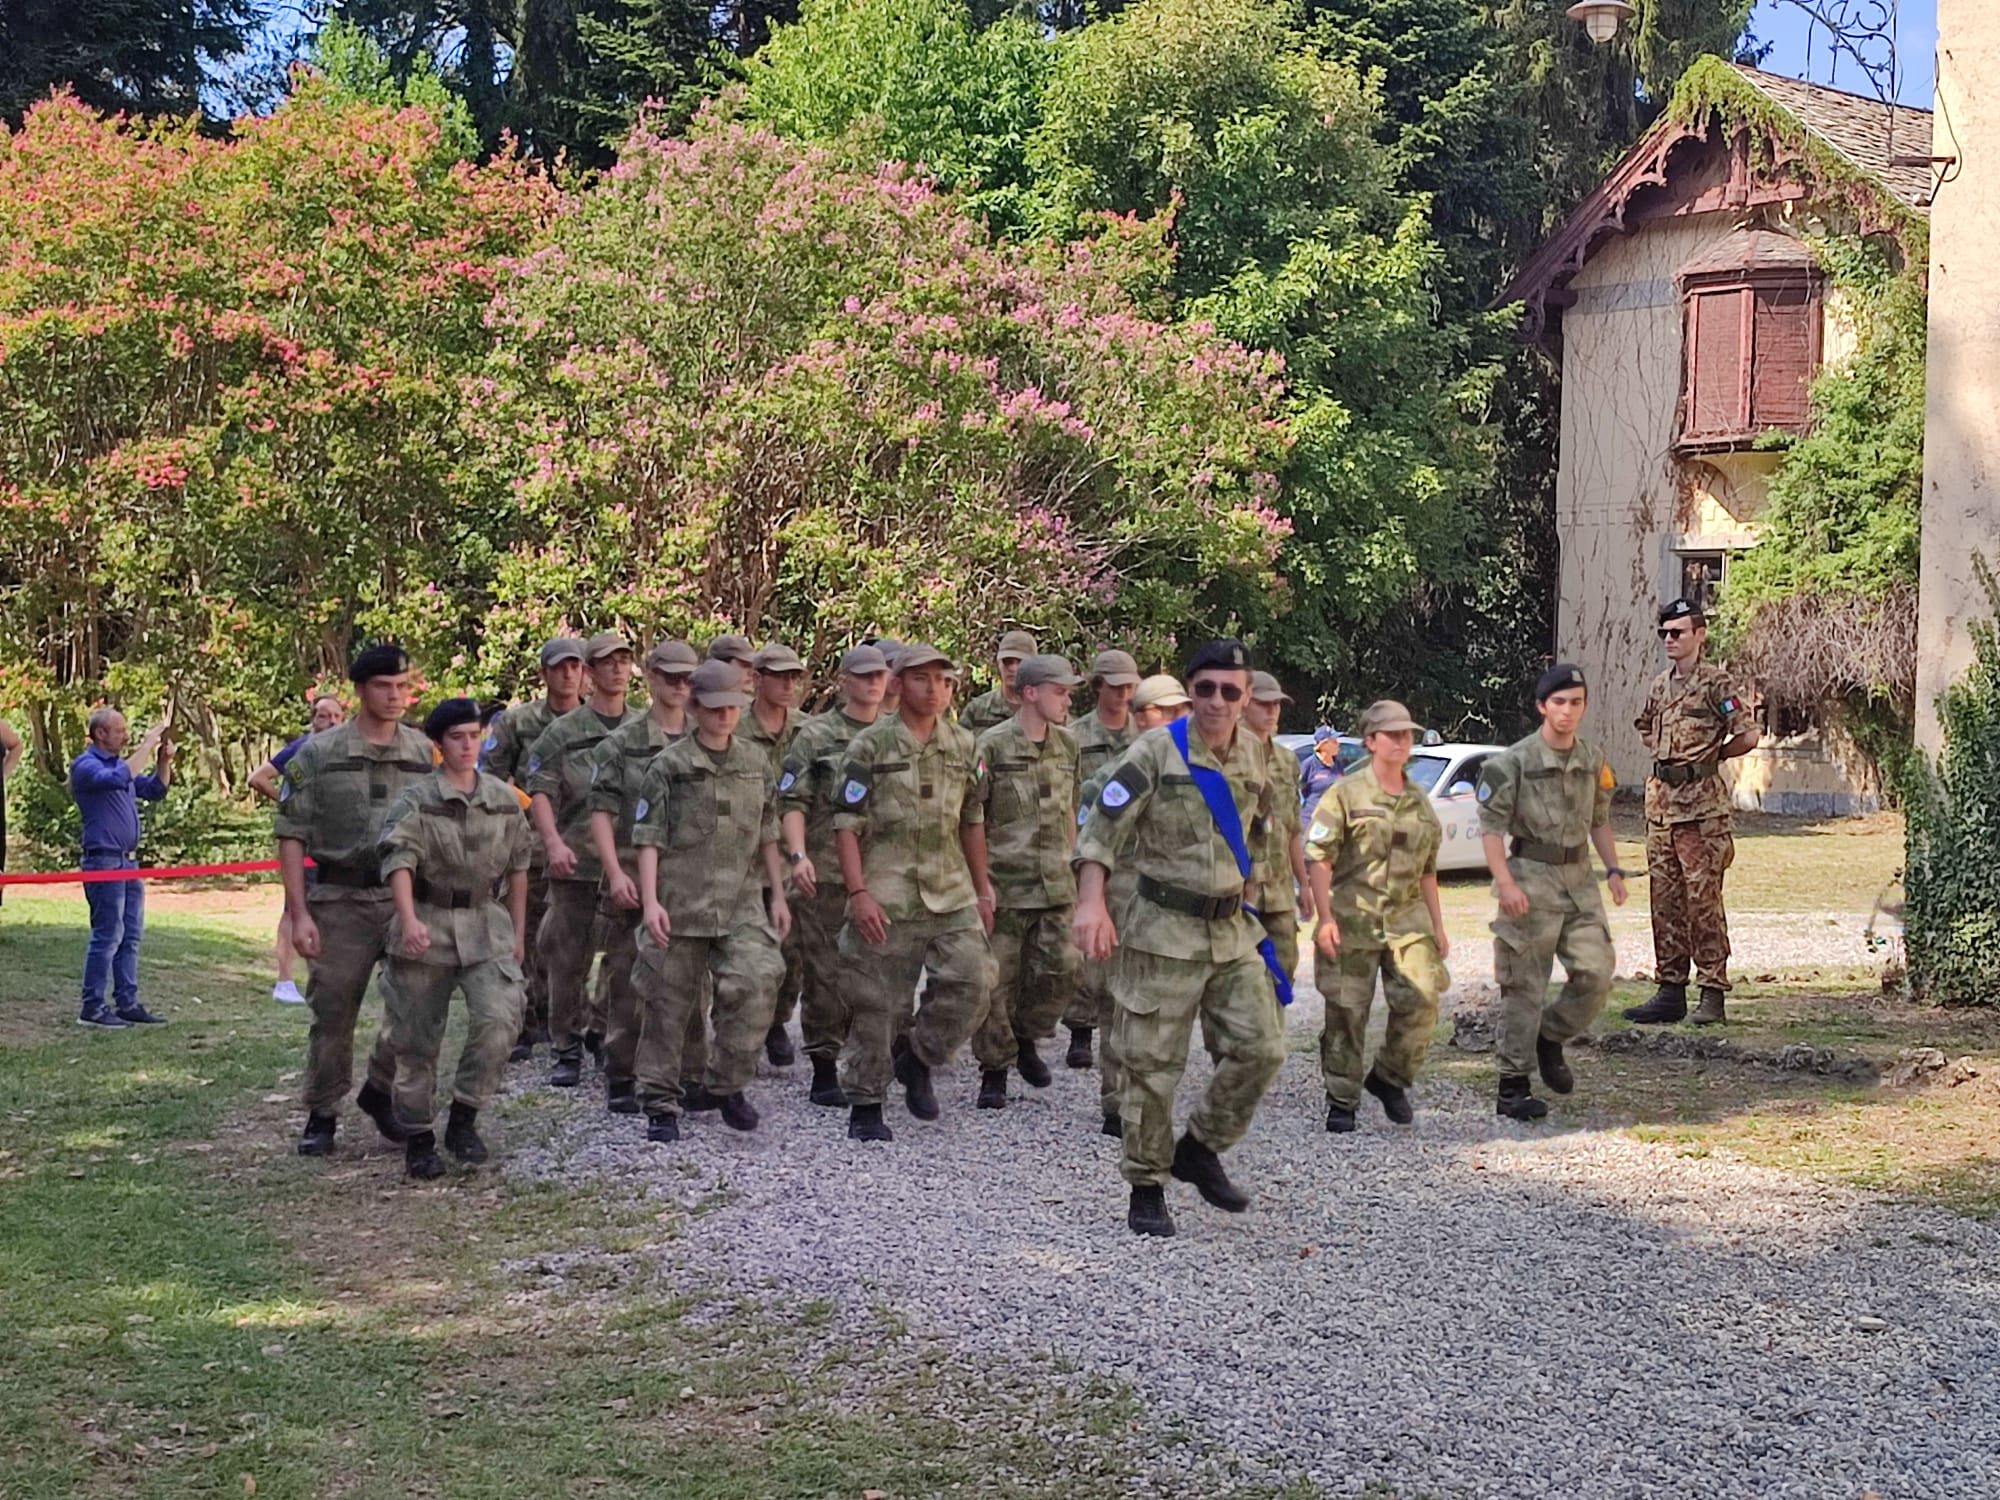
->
xmin=1917 ymin=0 xmax=2000 ymax=750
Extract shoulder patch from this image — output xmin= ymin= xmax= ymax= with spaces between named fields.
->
xmin=843 ymin=779 xmax=869 ymax=806
xmin=1599 ymin=763 xmax=1617 ymax=791
xmin=526 ymin=753 xmax=541 ymax=774
xmin=1717 ymin=696 xmax=1741 ymax=716
xmin=1476 ymin=781 xmax=1493 ymax=803
xmin=482 ymin=732 xmax=498 ymax=753
xmin=776 ymin=768 xmax=797 ymax=794
xmin=1100 ymin=779 xmax=1132 ymax=810
xmin=633 ymin=797 xmax=649 ymax=823
xmin=278 ymin=778 xmax=293 ymax=802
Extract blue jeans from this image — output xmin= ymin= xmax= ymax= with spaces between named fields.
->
xmin=81 ymin=853 xmax=143 ymax=1012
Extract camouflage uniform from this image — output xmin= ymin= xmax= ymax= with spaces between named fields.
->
xmin=1476 ymin=732 xmax=1618 ymax=1079
xmin=832 ymin=715 xmax=996 ymax=1105
xmin=1304 ymin=764 xmax=1447 ymax=1108
xmin=743 ymin=703 xmax=806 ymax=1031
xmin=1074 ymin=727 xmax=1286 ymax=1188
xmin=958 ymin=687 xmax=1018 ymax=739
xmin=777 ymin=708 xmax=873 ymax=1064
xmin=586 ymin=713 xmax=691 ymax=1090
xmin=1064 ymin=709 xmax=1138 ymax=1039
xmin=970 ymin=717 xmax=1081 ymax=1070
xmin=524 ymin=704 xmax=640 ymax=1064
xmin=1252 ymin=735 xmax=1304 ymax=987
xmin=1076 ymin=757 xmax=1139 ymax=1116
xmin=274 ymin=721 xmax=435 ymax=1115
xmin=377 ymin=769 xmax=534 ymax=1128
xmin=481 ymin=697 xmax=561 ymax=1043
xmin=629 ymin=735 xmax=786 ymax=1116
xmin=1636 ymin=662 xmax=1753 ymax=993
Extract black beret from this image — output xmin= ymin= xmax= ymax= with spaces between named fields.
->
xmin=423 ymin=696 xmax=482 ymax=741
xmin=348 ymin=642 xmax=410 ymax=684
xmin=1658 ymin=597 xmax=1706 ymax=626
xmin=1185 ymin=638 xmax=1252 ymax=676
xmin=1535 ymin=663 xmax=1588 ymax=703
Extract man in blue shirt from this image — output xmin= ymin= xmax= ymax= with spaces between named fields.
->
xmin=70 ymin=707 xmax=174 ymax=1027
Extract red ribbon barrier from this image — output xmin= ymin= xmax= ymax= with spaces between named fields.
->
xmin=0 ymin=858 xmax=291 ymax=886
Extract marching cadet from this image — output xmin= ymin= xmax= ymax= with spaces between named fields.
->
xmin=958 ymin=630 xmax=1036 ymax=737
xmin=1072 ymin=640 xmax=1286 ymax=1238
xmin=832 ymin=643 xmax=996 ymax=1141
xmin=277 ymin=643 xmax=434 ymax=1158
xmin=970 ymin=655 xmax=1084 ymax=1109
xmin=778 ymin=645 xmax=891 ymax=1107
xmin=630 ymin=661 xmax=791 ymax=1140
xmin=525 ymin=631 xmax=640 ymax=1089
xmin=1304 ymin=702 xmax=1448 ymax=1133
xmin=585 ymin=638 xmax=697 ymax=1114
xmin=1130 ymin=674 xmax=1191 ymax=729
xmin=705 ymin=633 xmax=757 ymax=691
xmin=1476 ymin=664 xmax=1629 ymax=1121
xmin=1244 ymin=671 xmax=1309 ymax=989
xmin=1623 ymin=597 xmax=1759 ymax=1026
xmin=743 ymin=643 xmax=808 ymax=1066
xmin=1062 ymin=649 xmax=1142 ymax=1069
xmin=377 ymin=698 xmax=533 ymax=1178
xmin=481 ymin=636 xmax=585 ymax=1061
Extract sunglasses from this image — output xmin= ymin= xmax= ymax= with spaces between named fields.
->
xmin=1657 ymin=626 xmax=1694 ymax=639
xmin=1191 ymin=680 xmax=1245 ymax=702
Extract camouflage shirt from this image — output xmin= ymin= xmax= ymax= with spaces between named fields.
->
xmin=975 ymin=717 xmax=1079 ymax=910
xmin=273 ymin=721 xmax=437 ymax=904
xmin=1071 ymin=708 xmax=1137 ymax=785
xmin=1252 ymin=735 xmax=1302 ymax=889
xmin=957 ymin=687 xmax=1018 ymax=738
xmin=1476 ymin=731 xmax=1615 ymax=852
xmin=630 ymin=733 xmax=778 ymax=942
xmin=832 ymin=714 xmax=984 ymax=922
xmin=480 ymin=697 xmax=562 ymax=786
xmin=777 ymin=708 xmax=876 ymax=894
xmin=1073 ymin=725 xmax=1274 ymax=963
xmin=1635 ymin=661 xmax=1754 ymax=825
xmin=585 ymin=712 xmax=688 ymax=874
xmin=525 ymin=703 xmax=641 ymax=884
xmin=378 ymin=769 xmax=534 ymax=966
xmin=742 ymin=703 xmax=804 ymax=779
xmin=1304 ymin=762 xmax=1441 ymax=948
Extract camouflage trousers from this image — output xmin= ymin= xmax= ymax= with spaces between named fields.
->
xmin=769 ymin=882 xmax=807 ymax=1032
xmin=971 ymin=905 xmax=1079 ymax=1070
xmin=1647 ymin=817 xmax=1734 ymax=993
xmin=300 ymin=896 xmax=399 ymax=1116
xmin=594 ymin=901 xmax=646 ymax=1086
xmin=1078 ymin=956 xmax=1124 ymax=1115
xmin=793 ymin=884 xmax=854 ymax=1061
xmin=516 ymin=868 xmax=551 ymax=1044
xmin=837 ymin=909 xmax=995 ymax=1107
xmin=382 ymin=952 xmax=525 ymax=1128
xmin=631 ymin=922 xmax=785 ymax=1115
xmin=1315 ymin=935 xmax=1446 ymax=1107
xmin=1110 ymin=946 xmax=1286 ymax=1188
xmin=539 ymin=878 xmax=609 ymax=1061
xmin=1491 ymin=858 xmax=1616 ymax=1079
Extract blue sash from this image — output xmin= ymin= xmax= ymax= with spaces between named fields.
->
xmin=1166 ymin=719 xmax=1294 ymax=1006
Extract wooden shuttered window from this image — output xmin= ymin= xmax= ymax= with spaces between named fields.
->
xmin=1678 ymin=274 xmax=1820 ymax=449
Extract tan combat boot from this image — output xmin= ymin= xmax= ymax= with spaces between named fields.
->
xmin=1689 ymin=987 xmax=1727 ymax=1026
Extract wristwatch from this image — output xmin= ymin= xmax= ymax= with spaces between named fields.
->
xmin=1604 ymin=866 xmax=1629 ymax=878
xmin=785 ymin=849 xmax=805 ymax=865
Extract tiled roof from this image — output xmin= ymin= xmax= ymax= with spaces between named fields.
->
xmin=1731 ymin=64 xmax=1934 ymax=211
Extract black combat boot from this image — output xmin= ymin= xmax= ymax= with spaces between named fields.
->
xmin=1325 ymin=1101 xmax=1358 ymax=1134
xmin=355 ymin=1080 xmax=408 ymax=1144
xmin=548 ymin=1052 xmax=583 ymax=1089
xmin=764 ymin=1023 xmax=796 ymax=1067
xmin=645 ymin=1112 xmax=680 ymax=1144
xmin=977 ymin=1069 xmax=1009 ymax=1110
xmin=1536 ymin=1036 xmax=1575 ymax=1095
xmin=1622 ymin=982 xmax=1688 ymax=1024
xmin=892 ymin=1038 xmax=939 ymax=1121
xmin=1689 ymin=987 xmax=1727 ymax=1026
xmin=1170 ymin=1131 xmax=1250 ymax=1213
xmin=807 ymin=1055 xmax=848 ymax=1107
xmin=718 ymin=1091 xmax=760 ymax=1132
xmin=847 ymin=1103 xmax=894 ymax=1142
xmin=1065 ymin=1025 xmax=1094 ymax=1070
xmin=583 ymin=1030 xmax=606 ymax=1066
xmin=297 ymin=1112 xmax=338 ymax=1157
xmin=404 ymin=1130 xmax=445 ymax=1180
xmin=444 ymin=1100 xmax=488 ymax=1164
xmin=509 ymin=1039 xmax=533 ymax=1064
xmin=606 ymin=1078 xmax=640 ymax=1115
xmin=1496 ymin=1074 xmax=1550 ymax=1122
xmin=681 ymin=1083 xmax=722 ymax=1112
xmin=1364 ymin=1070 xmax=1415 ymax=1124
xmin=1015 ymin=1039 xmax=1052 ymax=1088
xmin=1101 ymin=1112 xmax=1123 ymax=1139
xmin=1127 ymin=1184 xmax=1175 ymax=1238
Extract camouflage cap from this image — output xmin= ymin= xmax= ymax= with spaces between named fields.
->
xmin=1133 ymin=674 xmax=1191 ymax=710
xmin=1089 ymin=649 xmax=1141 ymax=687
xmin=1016 ymin=654 xmax=1083 ymax=690
xmin=753 ymin=643 xmax=806 ymax=674
xmin=689 ymin=659 xmax=751 ymax=708
xmin=539 ymin=637 xmax=587 ymax=668
xmin=583 ymin=630 xmax=633 ymax=661
xmin=839 ymin=644 xmax=891 ymax=676
xmin=705 ymin=633 xmax=755 ymax=666
xmin=995 ymin=629 xmax=1037 ymax=662
xmin=644 ymin=638 xmax=699 ymax=675
xmin=1250 ymin=671 xmax=1291 ymax=704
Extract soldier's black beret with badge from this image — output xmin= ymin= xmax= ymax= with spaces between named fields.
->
xmin=1658 ymin=597 xmax=1706 ymax=627
xmin=349 ymin=642 xmax=410 ymax=684
xmin=1534 ymin=662 xmax=1587 ymax=703
xmin=423 ymin=696 xmax=482 ymax=741
xmin=1185 ymin=638 xmax=1251 ymax=676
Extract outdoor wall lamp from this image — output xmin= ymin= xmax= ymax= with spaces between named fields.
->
xmin=1566 ymin=0 xmax=1635 ymax=44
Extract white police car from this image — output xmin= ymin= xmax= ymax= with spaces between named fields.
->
xmin=1278 ymin=732 xmax=1505 ymax=874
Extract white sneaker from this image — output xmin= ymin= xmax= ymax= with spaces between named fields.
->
xmin=272 ymin=980 xmax=305 ymax=1005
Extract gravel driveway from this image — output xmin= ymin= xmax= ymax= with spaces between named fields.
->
xmin=507 ymin=912 xmax=1995 ymax=1500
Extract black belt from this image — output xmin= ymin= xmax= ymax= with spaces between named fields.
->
xmin=1510 ymin=838 xmax=1589 ymax=866
xmin=84 ymin=848 xmax=136 ymax=860
xmin=1651 ymin=761 xmax=1716 ymax=787
xmin=412 ymin=877 xmax=480 ymax=910
xmin=1138 ymin=874 xmax=1242 ymax=922
xmin=313 ymin=860 xmax=382 ymax=889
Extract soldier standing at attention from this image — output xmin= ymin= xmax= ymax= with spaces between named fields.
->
xmin=1244 ymin=671 xmax=1310 ymax=989
xmin=959 ymin=630 xmax=1037 ymax=737
xmin=706 ymin=633 xmax=757 ymax=690
xmin=778 ymin=645 xmax=891 ymax=1107
xmin=526 ymin=631 xmax=640 ymax=1089
xmin=744 ymin=643 xmax=808 ymax=1066
xmin=1305 ymin=702 xmax=1448 ymax=1133
xmin=1063 ymin=649 xmax=1142 ymax=1069
xmin=481 ymin=637 xmax=586 ymax=1061
xmin=278 ymin=644 xmax=434 ymax=1158
xmin=833 ymin=644 xmax=996 ymax=1141
xmin=586 ymin=639 xmax=698 ymax=1115
xmin=631 ymin=660 xmax=791 ymax=1141
xmin=377 ymin=698 xmax=534 ymax=1178
xmin=970 ymin=655 xmax=1084 ymax=1109
xmin=1476 ymin=664 xmax=1629 ymax=1121
xmin=1072 ymin=640 xmax=1287 ymax=1238
xmin=1623 ymin=598 xmax=1759 ymax=1027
